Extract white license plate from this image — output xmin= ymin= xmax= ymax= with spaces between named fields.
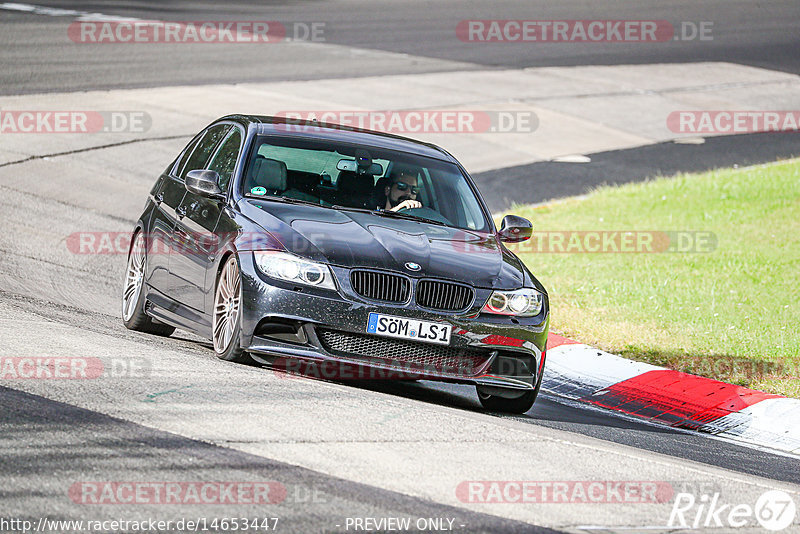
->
xmin=366 ymin=312 xmax=452 ymax=346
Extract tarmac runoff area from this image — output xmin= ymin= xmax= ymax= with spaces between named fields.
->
xmin=2 ymin=61 xmax=800 ymax=175
xmin=1 ymin=60 xmax=800 ymax=532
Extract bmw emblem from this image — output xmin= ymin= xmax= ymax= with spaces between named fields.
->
xmin=405 ymin=262 xmax=421 ymax=272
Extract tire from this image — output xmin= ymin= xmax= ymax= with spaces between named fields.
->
xmin=477 ymin=369 xmax=543 ymax=414
xmin=122 ymin=231 xmax=176 ymax=336
xmin=212 ymin=254 xmax=251 ymax=363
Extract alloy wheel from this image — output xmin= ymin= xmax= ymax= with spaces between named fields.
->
xmin=213 ymin=257 xmax=241 ymax=353
xmin=122 ymin=232 xmax=146 ymax=321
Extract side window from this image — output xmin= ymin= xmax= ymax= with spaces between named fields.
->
xmin=207 ymin=128 xmax=242 ymax=192
xmin=179 ymin=124 xmax=230 ymax=180
xmin=459 ymin=196 xmax=477 ymax=229
xmin=419 ymin=168 xmax=436 ymax=210
xmin=171 ymin=134 xmax=202 ymax=178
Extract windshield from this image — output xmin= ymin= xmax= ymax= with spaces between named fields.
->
xmin=241 ymin=135 xmax=490 ymax=232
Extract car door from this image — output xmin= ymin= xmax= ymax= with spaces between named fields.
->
xmin=145 ymin=134 xmax=201 ymax=295
xmin=170 ymin=123 xmax=238 ymax=313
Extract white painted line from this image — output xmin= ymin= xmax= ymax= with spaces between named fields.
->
xmin=673 ymin=136 xmax=705 ymax=144
xmin=0 ymin=3 xmax=36 ymax=12
xmin=0 ymin=2 xmax=142 ymax=22
xmin=551 ymin=154 xmax=592 ymax=163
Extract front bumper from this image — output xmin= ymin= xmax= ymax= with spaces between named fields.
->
xmin=238 ymin=252 xmax=549 ymax=391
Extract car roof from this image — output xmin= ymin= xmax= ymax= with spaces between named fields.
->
xmin=218 ymin=114 xmax=458 ymax=163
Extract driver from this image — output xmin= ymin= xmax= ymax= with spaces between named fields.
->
xmin=383 ymin=171 xmax=422 ymax=212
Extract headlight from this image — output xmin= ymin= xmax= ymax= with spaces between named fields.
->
xmin=254 ymin=251 xmax=336 ymax=290
xmin=481 ymin=288 xmax=543 ymax=317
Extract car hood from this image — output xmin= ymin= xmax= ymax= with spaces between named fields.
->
xmin=240 ymin=199 xmax=525 ymax=289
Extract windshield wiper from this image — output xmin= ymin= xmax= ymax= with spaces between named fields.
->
xmin=248 ymin=195 xmax=322 ymax=208
xmin=329 ymin=205 xmax=375 ymax=214
xmin=371 ymin=209 xmax=448 ymax=227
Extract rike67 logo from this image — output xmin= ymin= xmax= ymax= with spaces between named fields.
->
xmin=669 ymin=490 xmax=797 ymax=531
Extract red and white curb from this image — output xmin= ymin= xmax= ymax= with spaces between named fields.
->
xmin=543 ymin=334 xmax=800 ymax=456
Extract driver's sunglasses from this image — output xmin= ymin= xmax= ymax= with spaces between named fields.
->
xmin=393 ymin=182 xmax=420 ymax=194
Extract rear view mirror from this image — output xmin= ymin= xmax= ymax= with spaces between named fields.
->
xmin=185 ymin=169 xmax=225 ymax=200
xmin=337 ymin=159 xmax=383 ymax=175
xmin=498 ymin=215 xmax=533 ymax=243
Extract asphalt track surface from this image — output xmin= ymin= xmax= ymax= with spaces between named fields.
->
xmin=2 ymin=0 xmax=799 ymax=95
xmin=473 ymin=131 xmax=800 ymax=211
xmin=3 ymin=0 xmax=799 ymax=204
xmin=1 ymin=385 xmax=553 ymax=533
xmin=1 ymin=2 xmax=799 ymax=532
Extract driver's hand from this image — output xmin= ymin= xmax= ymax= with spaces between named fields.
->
xmin=390 ymin=200 xmax=422 ymax=211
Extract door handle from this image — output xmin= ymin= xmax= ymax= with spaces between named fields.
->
xmin=176 ymin=205 xmax=187 ymax=219
xmin=153 ymin=192 xmax=164 ymax=204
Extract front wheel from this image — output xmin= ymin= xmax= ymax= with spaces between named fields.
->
xmin=477 ymin=369 xmax=543 ymax=414
xmin=477 ymin=389 xmax=537 ymax=414
xmin=122 ymin=231 xmax=175 ymax=336
xmin=212 ymin=255 xmax=250 ymax=363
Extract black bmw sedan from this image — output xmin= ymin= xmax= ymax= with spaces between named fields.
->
xmin=122 ymin=115 xmax=549 ymax=413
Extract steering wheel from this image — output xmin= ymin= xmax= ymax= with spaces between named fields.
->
xmin=397 ymin=206 xmax=452 ymax=225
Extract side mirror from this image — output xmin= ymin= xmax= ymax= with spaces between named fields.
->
xmin=185 ymin=169 xmax=225 ymax=200
xmin=498 ymin=215 xmax=533 ymax=243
